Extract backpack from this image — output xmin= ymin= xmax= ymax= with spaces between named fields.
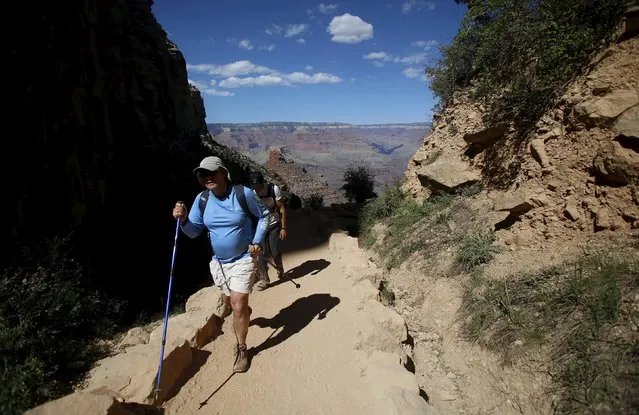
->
xmin=198 ymin=185 xmax=259 ymax=258
xmin=260 ymin=183 xmax=277 ymax=213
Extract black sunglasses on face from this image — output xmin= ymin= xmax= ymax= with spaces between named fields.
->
xmin=197 ymin=170 xmax=216 ymax=179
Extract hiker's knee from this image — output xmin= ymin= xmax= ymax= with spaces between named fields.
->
xmin=230 ymin=292 xmax=248 ymax=314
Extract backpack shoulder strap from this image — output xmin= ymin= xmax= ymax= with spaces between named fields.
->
xmin=198 ymin=190 xmax=210 ymax=216
xmin=268 ymin=183 xmax=275 ymax=200
xmin=233 ymin=185 xmax=257 ymax=221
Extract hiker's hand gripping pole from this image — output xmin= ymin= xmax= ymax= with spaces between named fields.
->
xmin=173 ymin=200 xmax=187 ymax=224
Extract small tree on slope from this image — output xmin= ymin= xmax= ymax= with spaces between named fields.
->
xmin=341 ymin=165 xmax=377 ymax=203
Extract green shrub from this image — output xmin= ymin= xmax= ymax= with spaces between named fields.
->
xmin=359 ymin=183 xmax=476 ymax=269
xmin=358 ymin=182 xmax=405 ymax=239
xmin=341 ymin=165 xmax=377 ymax=203
xmin=0 ymin=236 xmax=121 ymax=414
xmin=302 ymin=194 xmax=325 ymax=210
xmin=456 ymin=231 xmax=501 ymax=272
xmin=461 ymin=251 xmax=639 ymax=413
xmin=428 ymin=0 xmax=625 ymax=131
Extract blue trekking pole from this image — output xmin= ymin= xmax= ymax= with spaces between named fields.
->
xmin=154 ymin=217 xmax=181 ymax=403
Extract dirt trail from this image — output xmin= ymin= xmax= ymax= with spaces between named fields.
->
xmin=163 ymin=212 xmax=426 ymax=415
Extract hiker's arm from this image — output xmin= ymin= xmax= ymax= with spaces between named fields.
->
xmin=278 ymin=199 xmax=287 ymax=227
xmin=246 ymin=188 xmax=270 ymax=245
xmin=180 ymin=194 xmax=205 ymax=238
xmin=275 ymin=186 xmax=287 ymax=239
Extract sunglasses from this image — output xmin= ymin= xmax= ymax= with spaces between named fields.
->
xmin=197 ymin=170 xmax=218 ymax=179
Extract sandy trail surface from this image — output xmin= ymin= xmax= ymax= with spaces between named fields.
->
xmin=164 ymin=213 xmax=379 ymax=415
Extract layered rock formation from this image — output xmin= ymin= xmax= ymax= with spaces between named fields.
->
xmin=404 ymin=33 xmax=638 ymax=248
xmin=209 ymin=122 xmax=431 ymax=191
xmin=265 ymin=147 xmax=346 ymax=206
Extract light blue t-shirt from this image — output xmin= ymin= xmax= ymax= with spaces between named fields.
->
xmin=180 ymin=185 xmax=269 ymax=263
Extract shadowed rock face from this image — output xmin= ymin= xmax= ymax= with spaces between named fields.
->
xmin=2 ymin=0 xmax=276 ymax=314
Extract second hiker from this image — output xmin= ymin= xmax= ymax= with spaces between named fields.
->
xmin=249 ymin=171 xmax=287 ymax=291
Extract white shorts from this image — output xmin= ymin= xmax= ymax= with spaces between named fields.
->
xmin=210 ymin=255 xmax=257 ymax=296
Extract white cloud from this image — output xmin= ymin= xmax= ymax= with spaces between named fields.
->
xmin=204 ymin=89 xmax=235 ymax=96
xmin=393 ymin=53 xmax=427 ymax=64
xmin=403 ymin=67 xmax=424 ymax=80
xmin=188 ymin=79 xmax=234 ymax=96
xmin=412 ymin=40 xmax=438 ymax=50
xmin=265 ymin=24 xmax=282 ymax=35
xmin=363 ymin=52 xmax=393 ymax=61
xmin=260 ymin=44 xmax=277 ymax=51
xmin=220 ymin=75 xmax=290 ymax=88
xmin=363 ymin=51 xmax=427 ymax=66
xmin=188 ymin=79 xmax=208 ymax=89
xmin=327 ymin=13 xmax=373 ymax=44
xmin=402 ymin=0 xmax=435 ymax=14
xmin=227 ymin=38 xmax=254 ymax=50
xmin=218 ymin=71 xmax=342 ymax=88
xmin=189 ymin=60 xmax=343 ymax=90
xmin=297 ymin=38 xmax=307 ymax=44
xmin=283 ymin=72 xmax=342 ymax=84
xmin=285 ymin=24 xmax=309 ymax=38
xmin=318 ymin=3 xmax=340 ymax=14
xmin=187 ymin=60 xmax=276 ymax=77
xmin=238 ymin=39 xmax=253 ymax=50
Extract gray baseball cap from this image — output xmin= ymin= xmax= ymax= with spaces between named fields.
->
xmin=193 ymin=156 xmax=231 ymax=181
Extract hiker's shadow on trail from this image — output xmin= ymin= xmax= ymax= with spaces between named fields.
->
xmin=249 ymin=293 xmax=340 ymax=357
xmin=267 ymin=259 xmax=331 ymax=289
xmin=197 ymin=294 xmax=339 ymax=410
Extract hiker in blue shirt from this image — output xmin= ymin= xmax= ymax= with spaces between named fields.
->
xmin=172 ymin=156 xmax=269 ymax=373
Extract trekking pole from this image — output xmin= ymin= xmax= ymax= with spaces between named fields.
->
xmin=266 ymin=257 xmax=300 ymax=288
xmin=154 ymin=217 xmax=181 ymax=403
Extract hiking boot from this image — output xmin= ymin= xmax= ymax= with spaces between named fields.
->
xmin=233 ymin=343 xmax=250 ymax=373
xmin=254 ymin=278 xmax=269 ymax=291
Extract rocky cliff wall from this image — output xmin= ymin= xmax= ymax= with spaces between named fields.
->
xmin=3 ymin=0 xmax=259 ymax=313
xmin=403 ymin=32 xmax=638 ymax=250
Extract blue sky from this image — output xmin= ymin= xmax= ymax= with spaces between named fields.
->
xmin=151 ymin=0 xmax=466 ymax=124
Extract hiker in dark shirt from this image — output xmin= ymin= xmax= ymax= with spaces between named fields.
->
xmin=249 ymin=172 xmax=287 ymax=291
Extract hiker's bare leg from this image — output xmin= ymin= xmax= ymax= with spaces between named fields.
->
xmin=230 ymin=291 xmax=250 ymax=344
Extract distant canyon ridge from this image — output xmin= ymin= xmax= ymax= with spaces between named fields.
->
xmin=208 ymin=122 xmax=431 ymax=195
